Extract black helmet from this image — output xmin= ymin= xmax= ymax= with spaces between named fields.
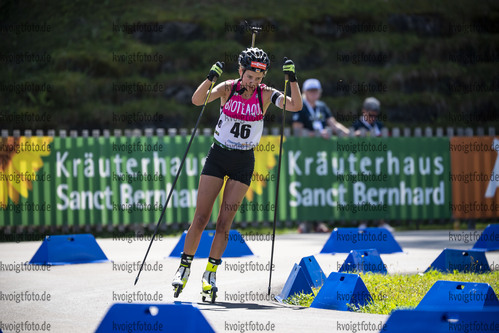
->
xmin=238 ymin=47 xmax=270 ymax=72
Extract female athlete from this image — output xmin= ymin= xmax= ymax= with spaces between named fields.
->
xmin=172 ymin=47 xmax=302 ymax=302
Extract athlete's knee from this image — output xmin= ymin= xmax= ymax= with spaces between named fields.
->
xmin=191 ymin=213 xmax=210 ymax=230
xmin=215 ymin=217 xmax=232 ymax=232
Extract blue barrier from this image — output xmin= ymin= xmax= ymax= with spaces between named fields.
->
xmin=416 ymin=280 xmax=499 ymax=311
xmin=338 ymin=248 xmax=388 ymax=274
xmin=473 ymin=224 xmax=499 ymax=251
xmin=169 ymin=230 xmax=253 ymax=258
xmin=29 ymin=234 xmax=109 ymax=265
xmin=95 ymin=303 xmax=215 ymax=333
xmin=425 ymin=248 xmax=491 ymax=273
xmin=298 ymin=255 xmax=326 ymax=288
xmin=275 ymin=264 xmax=313 ymax=302
xmin=310 ymin=272 xmax=372 ymax=311
xmin=381 ymin=309 xmax=499 ymax=333
xmin=320 ymin=228 xmax=402 ymax=254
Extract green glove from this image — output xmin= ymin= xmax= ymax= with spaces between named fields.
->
xmin=207 ymin=61 xmax=224 ymax=82
xmin=282 ymin=57 xmax=297 ymax=82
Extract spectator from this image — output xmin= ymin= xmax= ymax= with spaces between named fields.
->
xmin=353 ymin=97 xmax=384 ymax=136
xmin=292 ymin=79 xmax=350 ymax=138
xmin=355 ymin=96 xmax=393 ymax=232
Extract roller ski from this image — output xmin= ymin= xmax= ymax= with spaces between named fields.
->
xmin=172 ymin=253 xmax=193 ymax=298
xmin=201 ymin=257 xmax=221 ymax=303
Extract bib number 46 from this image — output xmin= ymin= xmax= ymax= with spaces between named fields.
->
xmin=230 ymin=123 xmax=251 ymax=139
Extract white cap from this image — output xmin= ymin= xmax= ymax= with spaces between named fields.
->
xmin=303 ymin=78 xmax=322 ymax=91
xmin=363 ymin=97 xmax=380 ymax=112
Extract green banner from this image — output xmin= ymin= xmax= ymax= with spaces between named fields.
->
xmin=0 ymin=135 xmax=451 ymax=227
xmin=281 ymin=137 xmax=451 ymax=221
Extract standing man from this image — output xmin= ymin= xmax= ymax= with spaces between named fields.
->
xmin=354 ymin=96 xmax=393 ymax=231
xmin=353 ymin=97 xmax=384 ymax=136
xmin=292 ymin=78 xmax=350 ymax=137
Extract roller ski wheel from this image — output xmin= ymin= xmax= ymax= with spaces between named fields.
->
xmin=172 ymin=265 xmax=190 ymax=298
xmin=201 ymin=287 xmax=218 ymax=303
xmin=201 ymin=270 xmax=217 ymax=303
xmin=173 ymin=284 xmax=183 ymax=298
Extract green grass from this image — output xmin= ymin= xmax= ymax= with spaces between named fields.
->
xmin=283 ymin=270 xmax=499 ymax=314
xmin=284 ymin=287 xmax=319 ymax=307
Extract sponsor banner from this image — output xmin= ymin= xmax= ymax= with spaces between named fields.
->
xmin=1 ymin=135 xmax=453 ymax=226
xmin=1 ymin=135 xmax=209 ymax=227
xmin=282 ymin=137 xmax=451 ymax=220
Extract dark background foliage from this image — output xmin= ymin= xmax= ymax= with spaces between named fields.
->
xmin=1 ymin=0 xmax=498 ymax=131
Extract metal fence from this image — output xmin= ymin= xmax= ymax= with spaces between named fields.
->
xmin=2 ymin=125 xmax=496 ymax=139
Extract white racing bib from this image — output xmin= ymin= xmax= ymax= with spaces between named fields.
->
xmin=214 ymin=81 xmax=265 ymax=150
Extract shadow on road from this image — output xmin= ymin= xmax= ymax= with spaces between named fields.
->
xmin=196 ymin=301 xmax=308 ymax=311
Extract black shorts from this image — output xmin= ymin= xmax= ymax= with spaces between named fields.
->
xmin=201 ymin=143 xmax=255 ymax=186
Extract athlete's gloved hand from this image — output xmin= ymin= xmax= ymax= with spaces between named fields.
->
xmin=283 ymin=57 xmax=297 ymax=82
xmin=207 ymin=61 xmax=224 ymax=82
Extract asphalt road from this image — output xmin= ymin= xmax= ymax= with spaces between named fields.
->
xmin=1 ymin=230 xmax=497 ymax=333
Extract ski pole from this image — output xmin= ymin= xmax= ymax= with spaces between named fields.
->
xmin=268 ymin=71 xmax=288 ymax=296
xmin=134 ymin=77 xmax=217 ymax=286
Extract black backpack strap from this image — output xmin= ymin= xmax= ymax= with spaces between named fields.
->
xmin=226 ymin=79 xmax=264 ymax=112
xmin=257 ymin=85 xmax=263 ymax=112
xmin=227 ymin=79 xmax=241 ymax=102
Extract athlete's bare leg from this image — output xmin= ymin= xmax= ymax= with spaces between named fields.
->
xmin=209 ymin=178 xmax=249 ymax=259
xmin=183 ymin=175 xmax=224 ymax=255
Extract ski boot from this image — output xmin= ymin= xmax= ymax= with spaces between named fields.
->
xmin=172 ymin=253 xmax=193 ymax=298
xmin=201 ymin=257 xmax=222 ymax=303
